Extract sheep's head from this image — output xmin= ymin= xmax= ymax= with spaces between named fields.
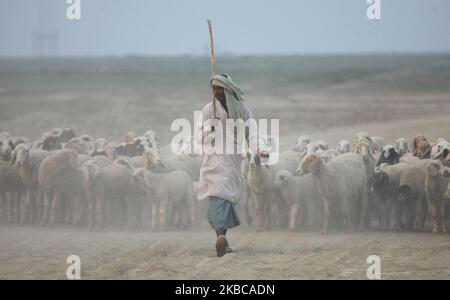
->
xmin=445 ymin=183 xmax=450 ymax=200
xmin=395 ymin=138 xmax=409 ymax=156
xmin=42 ymin=134 xmax=62 ymax=151
xmin=274 ymin=170 xmax=291 ymax=187
xmin=298 ymin=154 xmax=321 ymax=175
xmin=11 ymin=143 xmax=30 ymax=167
xmin=377 ymin=145 xmax=400 ymax=166
xmin=316 ymin=140 xmax=329 ymax=151
xmin=145 ymin=147 xmax=164 ymax=169
xmin=144 ymin=130 xmax=160 ymax=150
xmin=66 ymin=141 xmax=88 ymax=155
xmin=427 ymin=161 xmax=442 ymax=177
xmin=248 ymin=153 xmax=261 ymax=168
xmin=411 ymin=134 xmax=428 ymax=154
xmin=337 ymin=140 xmax=351 ymax=154
xmin=84 ymin=160 xmax=101 ymax=179
xmin=354 ymin=140 xmax=374 ymax=162
xmin=60 ymin=128 xmax=76 ymax=144
xmin=442 ymin=167 xmax=450 ymax=178
xmin=432 ymin=146 xmax=450 ymax=167
xmin=353 ymin=132 xmax=377 ymax=161
xmin=293 ymin=135 xmax=311 ymax=152
xmin=132 ymin=167 xmax=152 ymax=189
xmin=414 ymin=141 xmax=431 ymax=159
xmin=0 ymin=133 xmax=13 ymax=161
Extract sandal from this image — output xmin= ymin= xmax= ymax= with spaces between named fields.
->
xmin=216 ymin=235 xmax=229 ymax=257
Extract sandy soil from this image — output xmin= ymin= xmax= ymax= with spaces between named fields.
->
xmin=1 ymin=225 xmax=449 ymax=280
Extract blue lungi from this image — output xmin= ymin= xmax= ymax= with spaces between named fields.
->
xmin=207 ymin=196 xmax=241 ymax=230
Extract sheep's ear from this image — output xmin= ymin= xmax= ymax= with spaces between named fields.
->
xmin=432 ymin=149 xmax=444 ymax=159
xmin=308 ymin=155 xmax=320 ymax=173
xmin=443 ymin=149 xmax=449 ymax=159
xmin=442 ymin=168 xmax=450 ymax=178
xmin=10 ymin=150 xmax=17 ymax=165
xmin=427 ymin=163 xmax=440 ymax=177
xmin=411 ymin=137 xmax=417 ymax=152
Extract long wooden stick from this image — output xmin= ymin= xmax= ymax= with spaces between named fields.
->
xmin=207 ymin=19 xmax=217 ymax=118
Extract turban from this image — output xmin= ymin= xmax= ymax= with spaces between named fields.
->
xmin=210 ymin=73 xmax=245 ymax=120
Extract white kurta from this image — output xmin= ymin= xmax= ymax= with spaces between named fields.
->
xmin=196 ymin=100 xmax=258 ymax=203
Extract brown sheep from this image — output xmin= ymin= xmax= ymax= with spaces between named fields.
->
xmin=425 ymin=161 xmax=450 ymax=233
xmin=38 ymin=150 xmax=88 ymax=227
xmin=411 ymin=134 xmax=431 ymax=159
xmin=10 ymin=144 xmax=59 ymax=225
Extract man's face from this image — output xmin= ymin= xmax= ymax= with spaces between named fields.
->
xmin=212 ymin=85 xmax=225 ymax=102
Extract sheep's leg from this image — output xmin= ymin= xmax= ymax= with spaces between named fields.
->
xmin=12 ymin=192 xmax=20 ymax=224
xmin=242 ymin=187 xmax=253 ymax=225
xmin=431 ymin=203 xmax=438 ymax=233
xmin=340 ymin=197 xmax=352 ymax=231
xmin=6 ymin=192 xmax=13 ymax=224
xmin=96 ymin=195 xmax=105 ymax=230
xmin=159 ymin=198 xmax=169 ymax=231
xmin=20 ymin=189 xmax=32 ymax=225
xmin=188 ymin=197 xmax=197 ymax=229
xmin=358 ymin=190 xmax=368 ymax=232
xmin=378 ymin=198 xmax=384 ymax=229
xmin=64 ymin=195 xmax=73 ymax=225
xmin=87 ymin=194 xmax=95 ymax=231
xmin=133 ymin=198 xmax=143 ymax=230
xmin=0 ymin=192 xmax=6 ymax=224
xmin=29 ymin=190 xmax=37 ymax=224
xmin=264 ymin=196 xmax=272 ymax=231
xmin=48 ymin=192 xmax=62 ymax=227
xmin=118 ymin=196 xmax=126 ymax=230
xmin=151 ymin=203 xmax=159 ymax=231
xmin=289 ymin=203 xmax=300 ymax=231
xmin=441 ymin=201 xmax=447 ymax=233
xmin=36 ymin=190 xmax=44 ymax=225
xmin=385 ymin=197 xmax=392 ymax=230
xmin=40 ymin=192 xmax=50 ymax=226
xmin=73 ymin=194 xmax=85 ymax=227
xmin=320 ymin=197 xmax=330 ymax=235
xmin=19 ymin=187 xmax=33 ymax=226
xmin=254 ymin=194 xmax=264 ymax=232
xmin=418 ymin=197 xmax=428 ymax=229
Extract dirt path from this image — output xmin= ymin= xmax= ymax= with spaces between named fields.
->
xmin=0 ymin=225 xmax=449 ymax=279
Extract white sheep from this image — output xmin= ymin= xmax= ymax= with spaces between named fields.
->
xmin=297 ymin=152 xmax=368 ymax=235
xmin=274 ymin=170 xmax=319 ymax=231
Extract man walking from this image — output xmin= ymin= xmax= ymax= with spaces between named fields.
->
xmin=196 ymin=73 xmax=262 ymax=257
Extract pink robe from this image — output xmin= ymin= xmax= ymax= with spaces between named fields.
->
xmin=196 ymin=100 xmax=258 ymax=203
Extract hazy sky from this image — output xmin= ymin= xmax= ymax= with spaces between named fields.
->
xmin=1 ymin=0 xmax=449 ymax=56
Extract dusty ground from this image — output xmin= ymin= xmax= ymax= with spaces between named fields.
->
xmin=0 ymin=225 xmax=449 ymax=279
xmin=0 ymin=55 xmax=450 ymax=279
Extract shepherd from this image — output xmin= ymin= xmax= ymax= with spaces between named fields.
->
xmin=196 ymin=20 xmax=265 ymax=257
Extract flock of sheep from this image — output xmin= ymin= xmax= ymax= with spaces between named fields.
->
xmin=1 ymin=127 xmax=450 ymax=235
